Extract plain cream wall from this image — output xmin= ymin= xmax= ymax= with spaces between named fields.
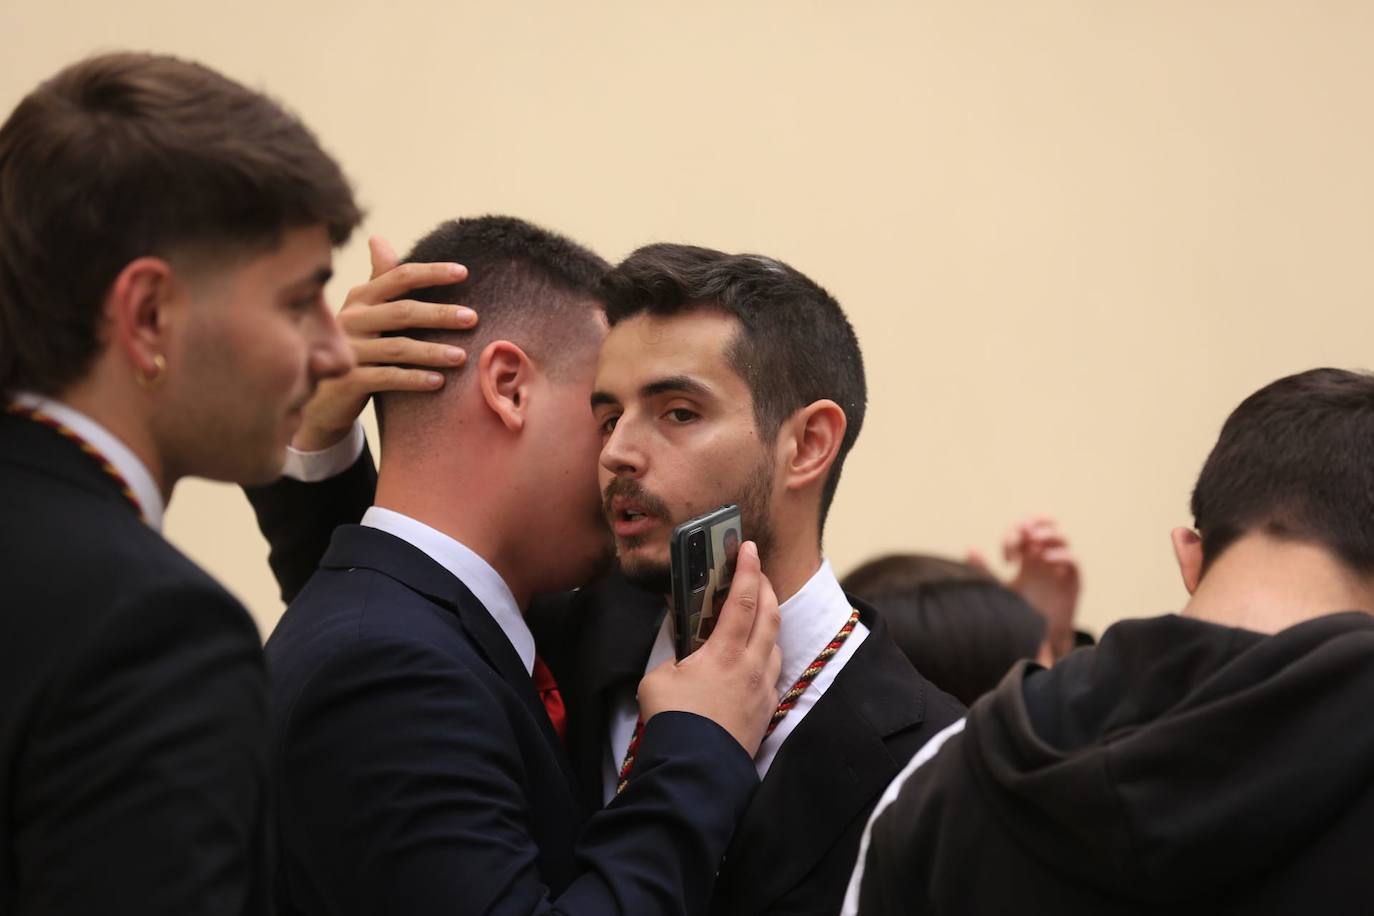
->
xmin=5 ymin=1 xmax=1373 ymax=638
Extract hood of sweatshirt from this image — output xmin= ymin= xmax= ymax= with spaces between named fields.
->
xmin=963 ymin=611 xmax=1374 ymax=904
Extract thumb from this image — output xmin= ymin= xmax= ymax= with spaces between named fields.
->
xmin=368 ymin=235 xmax=400 ymax=280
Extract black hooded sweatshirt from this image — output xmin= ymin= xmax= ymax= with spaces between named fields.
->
xmin=851 ymin=611 xmax=1374 ymax=915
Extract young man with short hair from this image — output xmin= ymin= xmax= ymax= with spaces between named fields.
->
xmin=846 ymin=368 xmax=1374 ymax=916
xmin=0 ymin=51 xmax=357 ymax=913
xmin=582 ymin=244 xmax=965 ymax=915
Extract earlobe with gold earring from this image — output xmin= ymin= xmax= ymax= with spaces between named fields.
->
xmin=137 ymin=354 xmax=167 ymax=389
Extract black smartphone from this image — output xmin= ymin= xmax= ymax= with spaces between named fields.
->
xmin=669 ymin=504 xmax=744 ymax=660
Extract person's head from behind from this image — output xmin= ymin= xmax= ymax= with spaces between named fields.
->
xmin=1174 ymin=368 xmax=1374 ymax=626
xmin=374 ymin=215 xmax=611 ymax=593
xmin=592 ymin=243 xmax=866 ymax=596
xmin=0 ymin=52 xmax=359 ymax=487
xmin=842 ymin=554 xmax=1045 ymax=705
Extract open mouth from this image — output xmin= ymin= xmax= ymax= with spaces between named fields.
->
xmin=603 ymin=478 xmax=672 ymax=541
xmin=609 ymin=498 xmax=660 ymax=538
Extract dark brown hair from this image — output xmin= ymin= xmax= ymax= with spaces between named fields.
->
xmin=374 ymin=214 xmax=609 ymax=443
xmin=601 ymin=243 xmax=866 ymax=531
xmin=0 ymin=51 xmax=362 ymax=397
xmin=1192 ymin=368 xmax=1374 ymax=575
xmin=842 ymin=553 xmax=1044 ymax=705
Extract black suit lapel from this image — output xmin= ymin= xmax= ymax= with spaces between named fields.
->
xmin=566 ymin=572 xmax=664 ymax=812
xmin=319 ymin=524 xmax=579 ymax=788
xmin=712 ymin=603 xmax=930 ymax=915
xmin=0 ymin=413 xmax=145 ymax=520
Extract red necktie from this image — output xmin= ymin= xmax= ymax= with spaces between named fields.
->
xmin=531 ymin=656 xmax=567 ymax=747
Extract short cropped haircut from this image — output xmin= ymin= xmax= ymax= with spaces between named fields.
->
xmin=1191 ymin=368 xmax=1374 ymax=575
xmin=600 ymin=243 xmax=866 ymax=529
xmin=375 ymin=215 xmax=609 ymax=440
xmin=842 ymin=554 xmax=1045 ymax=705
xmin=0 ymin=51 xmax=361 ymax=398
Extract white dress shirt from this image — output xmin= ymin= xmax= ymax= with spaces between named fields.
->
xmin=13 ymin=392 xmax=165 ymax=532
xmin=601 ymin=559 xmax=870 ymax=802
xmin=282 ymin=421 xmax=366 ymax=482
xmin=361 ymin=506 xmax=535 ymax=675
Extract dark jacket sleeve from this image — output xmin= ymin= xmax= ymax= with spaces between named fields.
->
xmin=278 ymin=637 xmax=756 ymax=916
xmin=243 ymin=443 xmax=378 ymax=603
xmin=13 ymin=583 xmax=269 ymax=915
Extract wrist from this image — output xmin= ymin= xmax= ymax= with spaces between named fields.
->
xmin=292 ymin=423 xmax=353 ymax=452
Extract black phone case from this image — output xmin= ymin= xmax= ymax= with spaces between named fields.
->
xmin=669 ymin=504 xmax=743 ymax=660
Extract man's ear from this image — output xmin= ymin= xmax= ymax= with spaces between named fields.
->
xmin=107 ymin=256 xmax=177 ymax=384
xmin=780 ymin=399 xmax=847 ymax=493
xmin=1171 ymin=527 xmax=1205 ymax=595
xmin=477 ymin=340 xmax=533 ymax=433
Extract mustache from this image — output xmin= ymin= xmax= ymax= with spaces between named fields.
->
xmin=602 ymin=477 xmax=672 ymax=523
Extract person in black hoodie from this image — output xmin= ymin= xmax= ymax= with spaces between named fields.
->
xmin=845 ymin=367 xmax=1374 ymax=916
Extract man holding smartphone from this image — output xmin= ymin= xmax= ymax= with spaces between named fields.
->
xmin=250 ymin=235 xmax=964 ymax=916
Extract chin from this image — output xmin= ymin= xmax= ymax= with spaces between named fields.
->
xmin=236 ymin=450 xmax=288 ymax=488
xmin=617 ymin=554 xmax=671 ymax=595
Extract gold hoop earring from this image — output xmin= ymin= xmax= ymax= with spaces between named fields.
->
xmin=137 ymin=354 xmax=167 ymax=389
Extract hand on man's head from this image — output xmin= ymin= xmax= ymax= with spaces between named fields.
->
xmin=291 ymin=236 xmax=479 ymax=451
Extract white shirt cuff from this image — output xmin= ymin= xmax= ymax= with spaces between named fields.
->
xmin=281 ymin=422 xmax=366 ymax=482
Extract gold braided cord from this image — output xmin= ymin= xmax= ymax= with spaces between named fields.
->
xmin=6 ymin=404 xmax=148 ymax=523
xmin=617 ymin=607 xmax=861 ymax=794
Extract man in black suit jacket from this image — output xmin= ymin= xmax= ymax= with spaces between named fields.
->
xmin=262 ymin=217 xmax=784 ymax=916
xmin=253 ymin=238 xmax=965 ymax=916
xmin=0 ymin=52 xmax=358 ymax=913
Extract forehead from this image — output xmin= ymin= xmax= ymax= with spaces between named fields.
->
xmin=596 ymin=309 xmax=744 ymax=392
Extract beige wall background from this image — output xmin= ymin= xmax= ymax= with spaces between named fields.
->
xmin=5 ymin=1 xmax=1373 ymax=639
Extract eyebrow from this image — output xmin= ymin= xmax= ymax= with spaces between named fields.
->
xmin=590 ymin=374 xmax=713 ymax=411
xmin=590 ymin=390 xmax=619 ymax=410
xmin=641 ymin=375 xmax=712 ymax=399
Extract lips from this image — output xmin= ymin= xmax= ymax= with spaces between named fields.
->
xmin=609 ymin=496 xmax=660 ymax=538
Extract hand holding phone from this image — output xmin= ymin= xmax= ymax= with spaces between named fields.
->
xmin=638 ymin=540 xmax=783 ymax=756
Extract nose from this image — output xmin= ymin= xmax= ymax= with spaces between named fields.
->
xmin=600 ymin=415 xmax=645 ymax=480
xmin=309 ymin=302 xmax=354 ymax=382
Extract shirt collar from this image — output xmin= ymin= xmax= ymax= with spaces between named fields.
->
xmin=12 ymin=392 xmax=165 ymax=532
xmin=361 ymin=506 xmax=535 ymax=675
xmin=774 ymin=559 xmax=855 ymax=694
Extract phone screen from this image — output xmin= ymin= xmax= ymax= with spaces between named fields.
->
xmin=670 ymin=505 xmax=744 ymax=659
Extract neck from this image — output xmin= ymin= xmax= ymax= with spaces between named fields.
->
xmin=764 ymin=544 xmax=824 ymax=607
xmin=58 ymin=371 xmax=171 ymax=502
xmin=375 ymin=445 xmax=532 ymax=609
xmin=765 ymin=506 xmax=826 ymax=604
xmin=1182 ymin=535 xmax=1374 ymax=634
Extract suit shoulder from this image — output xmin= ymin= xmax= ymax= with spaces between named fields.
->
xmin=267 ymin=566 xmax=496 ymax=717
xmin=1 ymin=483 xmax=258 ymax=684
xmin=837 ymin=623 xmax=968 ymax=742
